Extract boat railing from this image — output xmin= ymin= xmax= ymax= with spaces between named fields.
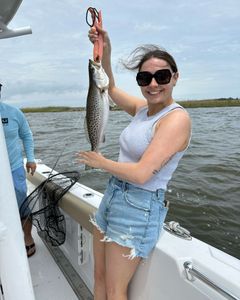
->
xmin=184 ymin=261 xmax=240 ymax=300
xmin=26 ymin=168 xmax=97 ymax=234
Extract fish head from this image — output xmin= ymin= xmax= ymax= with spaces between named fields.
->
xmin=89 ymin=59 xmax=109 ymax=90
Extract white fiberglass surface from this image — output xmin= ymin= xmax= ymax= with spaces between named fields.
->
xmin=26 ymin=163 xmax=240 ymax=300
xmin=28 ymin=228 xmax=78 ymax=300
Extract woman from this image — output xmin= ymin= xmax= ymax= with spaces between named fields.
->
xmin=78 ymin=26 xmax=191 ymax=300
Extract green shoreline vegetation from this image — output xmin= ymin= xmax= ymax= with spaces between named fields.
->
xmin=21 ymin=98 xmax=240 ymax=113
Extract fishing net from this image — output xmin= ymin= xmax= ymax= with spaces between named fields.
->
xmin=20 ymin=171 xmax=80 ymax=246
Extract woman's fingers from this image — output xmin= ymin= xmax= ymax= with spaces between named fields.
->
xmin=77 ymin=151 xmax=88 ymax=161
xmin=88 ymin=25 xmax=108 ymax=44
xmin=76 ymin=151 xmax=104 ymax=169
xmin=76 ymin=151 xmax=94 ymax=165
xmin=88 ymin=28 xmax=98 ymax=43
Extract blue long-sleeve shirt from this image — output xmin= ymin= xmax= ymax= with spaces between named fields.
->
xmin=0 ymin=102 xmax=35 ymax=171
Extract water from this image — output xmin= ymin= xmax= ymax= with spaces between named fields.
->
xmin=26 ymin=107 xmax=240 ymax=259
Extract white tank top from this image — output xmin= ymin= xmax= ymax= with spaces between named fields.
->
xmin=118 ymin=102 xmax=189 ymax=191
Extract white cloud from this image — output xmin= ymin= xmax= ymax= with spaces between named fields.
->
xmin=134 ymin=22 xmax=169 ymax=33
xmin=1 ymin=0 xmax=240 ymax=108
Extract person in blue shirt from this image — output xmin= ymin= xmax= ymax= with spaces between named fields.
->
xmin=0 ymin=83 xmax=37 ymax=257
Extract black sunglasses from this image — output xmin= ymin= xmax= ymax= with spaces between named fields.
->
xmin=136 ymin=69 xmax=173 ymax=86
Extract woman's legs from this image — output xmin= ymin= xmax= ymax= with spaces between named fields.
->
xmin=93 ymin=227 xmax=106 ymax=300
xmin=105 ymin=242 xmax=141 ymax=300
xmin=93 ymin=227 xmax=141 ymax=300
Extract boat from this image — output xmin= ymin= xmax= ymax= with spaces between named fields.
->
xmin=20 ymin=161 xmax=240 ymax=300
xmin=1 ymin=1 xmax=240 ymax=299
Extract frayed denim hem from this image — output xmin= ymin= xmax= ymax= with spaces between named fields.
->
xmin=89 ymin=214 xmax=142 ymax=260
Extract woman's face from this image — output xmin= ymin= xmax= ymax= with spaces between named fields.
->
xmin=139 ymin=57 xmax=178 ymax=110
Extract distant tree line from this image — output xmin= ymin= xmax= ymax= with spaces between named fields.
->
xmin=21 ymin=98 xmax=240 ymax=113
xmin=178 ymin=98 xmax=240 ymax=108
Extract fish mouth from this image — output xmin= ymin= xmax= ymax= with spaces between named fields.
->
xmin=89 ymin=59 xmax=101 ymax=68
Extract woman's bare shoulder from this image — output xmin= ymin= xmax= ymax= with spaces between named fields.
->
xmin=156 ymin=108 xmax=191 ymax=131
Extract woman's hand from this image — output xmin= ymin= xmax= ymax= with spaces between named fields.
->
xmin=76 ymin=151 xmax=107 ymax=169
xmin=88 ymin=25 xmax=111 ymax=52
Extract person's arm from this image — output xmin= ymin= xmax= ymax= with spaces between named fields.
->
xmin=77 ymin=109 xmax=191 ymax=184
xmin=89 ymin=26 xmax=146 ymax=116
xmin=18 ymin=112 xmax=36 ymax=175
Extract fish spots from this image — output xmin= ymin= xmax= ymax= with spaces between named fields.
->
xmin=86 ymin=59 xmax=110 ymax=152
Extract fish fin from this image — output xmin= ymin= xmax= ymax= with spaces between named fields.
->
xmin=108 ymin=95 xmax=116 ymax=108
xmin=100 ymin=134 xmax=105 ymax=144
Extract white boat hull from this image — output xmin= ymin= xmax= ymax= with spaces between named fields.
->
xmin=26 ymin=162 xmax=240 ymax=300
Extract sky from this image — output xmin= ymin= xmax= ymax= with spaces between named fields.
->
xmin=1 ymin=0 xmax=240 ymax=108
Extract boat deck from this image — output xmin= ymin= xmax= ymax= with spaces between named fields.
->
xmin=29 ymin=228 xmax=79 ymax=300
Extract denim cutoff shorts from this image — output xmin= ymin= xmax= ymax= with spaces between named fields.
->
xmin=12 ymin=166 xmax=28 ymax=218
xmin=91 ymin=176 xmax=168 ymax=259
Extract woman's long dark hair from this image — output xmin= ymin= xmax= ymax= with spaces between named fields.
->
xmin=122 ymin=44 xmax=178 ymax=73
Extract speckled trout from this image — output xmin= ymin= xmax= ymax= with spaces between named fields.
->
xmin=85 ymin=59 xmax=109 ymax=152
